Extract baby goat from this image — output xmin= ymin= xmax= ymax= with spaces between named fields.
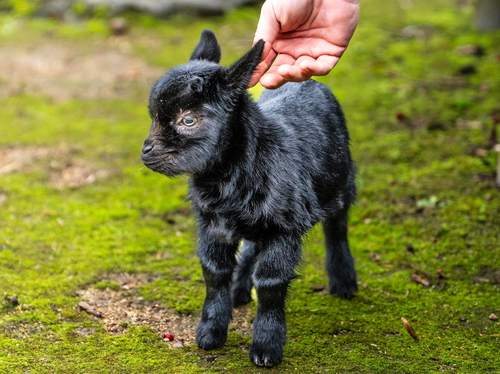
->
xmin=141 ymin=30 xmax=357 ymax=367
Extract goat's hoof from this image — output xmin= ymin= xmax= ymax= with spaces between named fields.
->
xmin=195 ymin=322 xmax=227 ymax=351
xmin=231 ymin=286 xmax=252 ymax=307
xmin=249 ymin=343 xmax=283 ymax=367
xmin=329 ymin=282 xmax=358 ymax=300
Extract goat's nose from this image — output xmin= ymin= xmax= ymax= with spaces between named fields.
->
xmin=142 ymin=143 xmax=154 ymax=155
xmin=142 ymin=137 xmax=155 ymax=156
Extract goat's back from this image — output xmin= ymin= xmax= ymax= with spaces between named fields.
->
xmin=257 ymin=79 xmax=354 ymax=205
xmin=257 ymin=79 xmax=347 ymax=142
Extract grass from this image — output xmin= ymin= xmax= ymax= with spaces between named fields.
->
xmin=1 ymin=0 xmax=499 ymax=372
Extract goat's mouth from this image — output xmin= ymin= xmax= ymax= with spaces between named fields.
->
xmin=141 ymin=145 xmax=177 ymax=160
xmin=141 ymin=150 xmax=178 ymax=172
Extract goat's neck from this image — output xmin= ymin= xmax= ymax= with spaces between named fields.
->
xmin=194 ymin=93 xmax=272 ymax=182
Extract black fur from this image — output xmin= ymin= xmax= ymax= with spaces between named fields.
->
xmin=141 ymin=30 xmax=357 ymax=367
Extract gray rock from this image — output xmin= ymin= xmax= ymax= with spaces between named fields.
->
xmin=89 ymin=0 xmax=259 ymax=16
xmin=476 ymin=0 xmax=500 ymax=31
xmin=172 ymin=340 xmax=184 ymax=349
xmin=35 ymin=0 xmax=261 ymax=18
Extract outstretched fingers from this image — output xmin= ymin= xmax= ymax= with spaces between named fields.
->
xmin=260 ymin=54 xmax=340 ymax=89
xmin=248 ymin=1 xmax=280 ymax=88
xmin=279 ymin=55 xmax=339 ymax=80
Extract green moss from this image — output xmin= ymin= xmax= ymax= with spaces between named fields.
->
xmin=1 ymin=0 xmax=500 ymax=372
xmin=93 ymin=281 xmax=121 ymax=291
xmin=5 ymin=0 xmax=38 ymax=16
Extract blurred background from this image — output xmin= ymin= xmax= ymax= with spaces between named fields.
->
xmin=0 ymin=0 xmax=499 ymax=373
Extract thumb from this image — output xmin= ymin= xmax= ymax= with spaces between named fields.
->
xmin=253 ymin=1 xmax=280 ymax=47
xmin=249 ymin=2 xmax=280 ymax=87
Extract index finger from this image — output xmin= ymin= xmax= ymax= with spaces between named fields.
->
xmin=249 ymin=47 xmax=277 ymax=87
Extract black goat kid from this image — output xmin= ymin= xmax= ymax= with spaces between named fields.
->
xmin=141 ymin=30 xmax=357 ymax=367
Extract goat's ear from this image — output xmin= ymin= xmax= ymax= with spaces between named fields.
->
xmin=226 ymin=39 xmax=265 ymax=90
xmin=190 ymin=29 xmax=221 ymax=63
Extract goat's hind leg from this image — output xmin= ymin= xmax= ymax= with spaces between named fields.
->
xmin=231 ymin=240 xmax=260 ymax=307
xmin=323 ymin=210 xmax=358 ymax=299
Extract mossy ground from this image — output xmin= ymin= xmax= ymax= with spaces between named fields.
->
xmin=1 ymin=0 xmax=499 ymax=372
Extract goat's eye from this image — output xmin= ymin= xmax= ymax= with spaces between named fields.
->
xmin=182 ymin=116 xmax=197 ymax=126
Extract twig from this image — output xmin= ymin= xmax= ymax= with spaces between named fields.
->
xmin=398 ymin=262 xmax=435 ymax=280
xmin=401 ymin=317 xmax=420 ymax=342
xmin=410 ymin=273 xmax=431 ymax=287
xmin=78 ymin=301 xmax=103 ymax=318
xmin=437 ymin=269 xmax=448 ymax=280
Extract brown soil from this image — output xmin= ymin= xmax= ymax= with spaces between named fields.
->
xmin=77 ymin=273 xmax=254 ymax=347
xmin=0 ymin=145 xmax=117 ymax=188
xmin=0 ymin=39 xmax=162 ymax=101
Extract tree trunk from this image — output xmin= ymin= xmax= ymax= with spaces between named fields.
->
xmin=476 ymin=0 xmax=500 ymax=31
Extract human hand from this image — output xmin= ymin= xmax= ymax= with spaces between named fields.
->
xmin=249 ymin=0 xmax=359 ymax=89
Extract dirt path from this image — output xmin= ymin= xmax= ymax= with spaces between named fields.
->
xmin=0 ymin=38 xmax=162 ymax=101
xmin=0 ymin=34 xmax=161 ymax=185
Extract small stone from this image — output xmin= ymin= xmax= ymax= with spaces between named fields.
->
xmin=401 ymin=25 xmax=425 ymax=40
xmin=458 ymin=64 xmax=477 ymax=75
xmin=110 ymin=17 xmax=129 ymax=36
xmin=459 ymin=317 xmax=467 ymax=323
xmin=489 ymin=313 xmax=498 ymax=321
xmin=475 ymin=148 xmax=488 ymax=157
xmin=7 ymin=295 xmax=19 ymax=306
xmin=172 ymin=340 xmax=184 ymax=349
xmin=456 ymin=44 xmax=485 ymax=57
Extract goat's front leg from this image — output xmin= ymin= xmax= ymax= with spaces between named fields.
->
xmin=250 ymin=235 xmax=301 ymax=367
xmin=196 ymin=232 xmax=238 ymax=351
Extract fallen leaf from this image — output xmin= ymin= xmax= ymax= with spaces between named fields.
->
xmin=401 ymin=317 xmax=420 ymax=342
